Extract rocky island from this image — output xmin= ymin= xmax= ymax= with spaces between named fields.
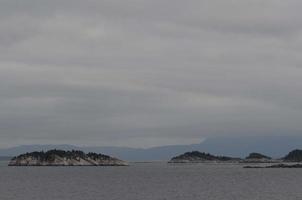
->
xmin=243 ymin=150 xmax=302 ymax=168
xmin=244 ymin=164 xmax=302 ymax=168
xmin=283 ymin=149 xmax=302 ymax=162
xmin=8 ymin=149 xmax=128 ymax=166
xmin=241 ymin=152 xmax=278 ymax=163
xmin=169 ymin=149 xmax=302 ymax=168
xmin=169 ymin=151 xmax=241 ymax=163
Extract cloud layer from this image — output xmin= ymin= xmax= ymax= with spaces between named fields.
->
xmin=1 ymin=0 xmax=302 ymax=148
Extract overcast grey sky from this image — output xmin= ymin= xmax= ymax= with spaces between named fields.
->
xmin=1 ymin=0 xmax=302 ymax=148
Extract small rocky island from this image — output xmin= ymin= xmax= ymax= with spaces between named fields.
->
xmin=169 ymin=149 xmax=302 ymax=168
xmin=169 ymin=151 xmax=240 ymax=163
xmin=283 ymin=149 xmax=302 ymax=162
xmin=246 ymin=153 xmax=271 ymax=160
xmin=244 ymin=164 xmax=302 ymax=168
xmin=241 ymin=152 xmax=277 ymax=163
xmin=9 ymin=149 xmax=128 ymax=166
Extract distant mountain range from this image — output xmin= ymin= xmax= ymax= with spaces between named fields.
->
xmin=1 ymin=136 xmax=302 ymax=161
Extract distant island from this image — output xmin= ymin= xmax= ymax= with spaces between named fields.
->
xmin=169 ymin=149 xmax=302 ymax=168
xmin=8 ymin=149 xmax=128 ymax=166
xmin=169 ymin=151 xmax=241 ymax=163
xmin=283 ymin=149 xmax=302 ymax=162
xmin=8 ymin=148 xmax=302 ymax=168
xmin=245 ymin=152 xmax=271 ymax=160
xmin=241 ymin=152 xmax=278 ymax=163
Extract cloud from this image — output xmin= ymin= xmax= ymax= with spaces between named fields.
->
xmin=1 ymin=0 xmax=302 ymax=148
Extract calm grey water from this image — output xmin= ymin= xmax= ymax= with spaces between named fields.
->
xmin=0 ymin=161 xmax=302 ymax=200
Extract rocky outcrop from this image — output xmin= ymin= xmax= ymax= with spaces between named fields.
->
xmin=283 ymin=149 xmax=302 ymax=162
xmin=8 ymin=149 xmax=128 ymax=166
xmin=246 ymin=153 xmax=271 ymax=160
xmin=241 ymin=152 xmax=276 ymax=163
xmin=169 ymin=151 xmax=240 ymax=163
xmin=244 ymin=164 xmax=302 ymax=168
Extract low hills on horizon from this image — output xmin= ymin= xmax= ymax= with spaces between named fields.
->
xmin=1 ymin=135 xmax=302 ymax=161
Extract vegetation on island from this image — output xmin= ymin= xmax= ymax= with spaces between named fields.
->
xmin=170 ymin=149 xmax=302 ymax=166
xmin=10 ymin=148 xmax=302 ymax=168
xmin=9 ymin=149 xmax=128 ymax=166
xmin=170 ymin=151 xmax=239 ymax=162
xmin=245 ymin=153 xmax=271 ymax=160
xmin=13 ymin=149 xmax=112 ymax=162
xmin=283 ymin=149 xmax=302 ymax=162
xmin=87 ymin=152 xmax=111 ymax=160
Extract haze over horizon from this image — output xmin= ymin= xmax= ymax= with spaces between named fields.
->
xmin=1 ymin=0 xmax=302 ymax=149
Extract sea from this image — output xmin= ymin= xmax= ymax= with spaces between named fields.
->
xmin=0 ymin=160 xmax=302 ymax=200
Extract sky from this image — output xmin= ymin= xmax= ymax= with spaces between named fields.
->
xmin=1 ymin=0 xmax=302 ymax=148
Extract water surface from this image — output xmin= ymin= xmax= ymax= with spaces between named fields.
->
xmin=0 ymin=162 xmax=301 ymax=200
